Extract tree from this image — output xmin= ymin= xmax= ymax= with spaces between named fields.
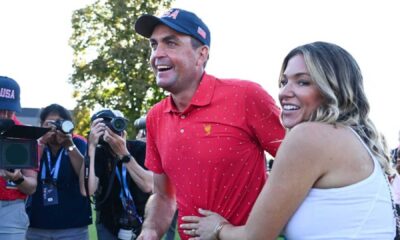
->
xmin=69 ymin=0 xmax=172 ymax=136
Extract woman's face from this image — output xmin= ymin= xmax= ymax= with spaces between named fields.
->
xmin=278 ymin=54 xmax=324 ymax=129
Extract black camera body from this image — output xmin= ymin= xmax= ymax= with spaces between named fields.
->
xmin=103 ymin=117 xmax=127 ymax=135
xmin=50 ymin=119 xmax=74 ymax=134
xmin=0 ymin=119 xmax=50 ymax=169
xmin=91 ymin=110 xmax=128 ymax=148
xmin=91 ymin=110 xmax=128 ymax=136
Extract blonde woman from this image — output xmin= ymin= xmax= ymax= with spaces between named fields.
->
xmin=182 ymin=42 xmax=396 ymax=240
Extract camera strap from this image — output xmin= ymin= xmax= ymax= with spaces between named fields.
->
xmin=115 ymin=165 xmax=143 ymax=223
xmin=83 ymin=154 xmax=95 ymax=204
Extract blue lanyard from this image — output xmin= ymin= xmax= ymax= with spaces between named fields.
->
xmin=41 ymin=148 xmax=64 ymax=181
xmin=115 ymin=165 xmax=133 ymax=199
xmin=115 ymin=165 xmax=142 ymax=223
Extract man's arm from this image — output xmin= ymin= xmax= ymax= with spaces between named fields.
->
xmin=138 ymin=173 xmax=176 ymax=240
xmin=105 ymin=130 xmax=153 ymax=193
xmin=124 ymin=156 xmax=153 ymax=193
xmin=57 ymin=133 xmax=86 ymax=176
xmin=67 ymin=141 xmax=86 ymax=177
xmin=3 ymin=169 xmax=38 ymax=195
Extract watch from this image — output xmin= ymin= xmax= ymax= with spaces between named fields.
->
xmin=12 ymin=176 xmax=25 ymax=185
xmin=120 ymin=154 xmax=132 ymax=163
xmin=67 ymin=145 xmax=76 ymax=152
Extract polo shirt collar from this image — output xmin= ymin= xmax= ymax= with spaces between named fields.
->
xmin=164 ymin=72 xmax=216 ymax=113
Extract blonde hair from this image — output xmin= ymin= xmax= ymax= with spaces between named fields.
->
xmin=279 ymin=41 xmax=391 ymax=174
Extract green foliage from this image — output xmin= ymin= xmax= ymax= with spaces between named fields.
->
xmin=69 ymin=0 xmax=172 ymax=136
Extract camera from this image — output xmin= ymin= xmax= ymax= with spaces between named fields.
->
xmin=118 ymin=208 xmax=140 ymax=240
xmin=104 ymin=117 xmax=127 ymax=135
xmin=49 ymin=119 xmax=74 ymax=134
xmin=133 ymin=116 xmax=146 ymax=130
xmin=91 ymin=110 xmax=128 ymax=136
xmin=0 ymin=119 xmax=50 ymax=169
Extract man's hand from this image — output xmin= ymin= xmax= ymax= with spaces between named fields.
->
xmin=2 ymin=169 xmax=23 ymax=182
xmin=57 ymin=131 xmax=74 ymax=148
xmin=38 ymin=129 xmax=56 ymax=146
xmin=136 ymin=228 xmax=160 ymax=240
xmin=103 ymin=129 xmax=129 ymax=158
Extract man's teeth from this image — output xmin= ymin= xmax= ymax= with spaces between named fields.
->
xmin=157 ymin=65 xmax=171 ymax=71
xmin=283 ymin=105 xmax=299 ymax=110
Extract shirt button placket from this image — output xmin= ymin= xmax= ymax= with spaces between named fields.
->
xmin=180 ymin=114 xmax=185 ymax=134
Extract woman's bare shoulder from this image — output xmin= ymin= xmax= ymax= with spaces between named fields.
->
xmin=285 ymin=122 xmax=343 ymax=146
xmin=277 ymin=122 xmax=351 ymax=166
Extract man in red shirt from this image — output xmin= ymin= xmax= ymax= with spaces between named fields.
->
xmin=0 ymin=76 xmax=38 ymax=240
xmin=134 ymin=8 xmax=286 ymax=240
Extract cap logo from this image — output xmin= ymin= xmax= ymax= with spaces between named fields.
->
xmin=197 ymin=27 xmax=207 ymax=39
xmin=0 ymin=88 xmax=15 ymax=99
xmin=162 ymin=9 xmax=179 ymax=19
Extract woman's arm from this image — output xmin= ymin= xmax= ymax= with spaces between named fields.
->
xmin=79 ymin=141 xmax=99 ymax=196
xmin=183 ymin=123 xmax=332 ymax=240
xmin=79 ymin=119 xmax=103 ymax=196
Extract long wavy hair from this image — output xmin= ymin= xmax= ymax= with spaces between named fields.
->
xmin=279 ymin=41 xmax=391 ymax=174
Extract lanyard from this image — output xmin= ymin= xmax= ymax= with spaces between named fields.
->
xmin=115 ymin=165 xmax=132 ymax=199
xmin=115 ymin=165 xmax=142 ymax=223
xmin=41 ymin=148 xmax=64 ymax=181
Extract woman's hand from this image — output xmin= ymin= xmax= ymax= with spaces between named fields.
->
xmin=181 ymin=208 xmax=229 ymax=240
xmin=88 ymin=118 xmax=106 ymax=147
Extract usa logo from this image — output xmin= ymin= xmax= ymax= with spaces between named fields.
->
xmin=162 ymin=9 xmax=179 ymax=19
xmin=197 ymin=27 xmax=206 ymax=39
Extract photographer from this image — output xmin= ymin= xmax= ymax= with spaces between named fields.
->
xmin=80 ymin=109 xmax=151 ymax=240
xmin=0 ymin=76 xmax=37 ymax=240
xmin=26 ymin=104 xmax=92 ymax=240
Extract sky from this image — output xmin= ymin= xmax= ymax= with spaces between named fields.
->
xmin=0 ymin=0 xmax=399 ymax=148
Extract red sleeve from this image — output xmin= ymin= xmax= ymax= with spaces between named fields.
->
xmin=244 ymin=82 xmax=286 ymax=157
xmin=12 ymin=115 xmax=22 ymax=125
xmin=144 ymin=107 xmax=164 ymax=174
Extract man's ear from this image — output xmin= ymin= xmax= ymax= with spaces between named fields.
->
xmin=197 ymin=45 xmax=209 ymax=67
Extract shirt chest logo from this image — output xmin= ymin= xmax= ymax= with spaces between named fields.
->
xmin=204 ymin=124 xmax=211 ymax=135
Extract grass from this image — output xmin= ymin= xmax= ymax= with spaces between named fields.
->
xmin=88 ymin=206 xmax=97 ymax=239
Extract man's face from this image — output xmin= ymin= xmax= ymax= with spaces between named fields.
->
xmin=149 ymin=25 xmax=207 ymax=94
xmin=0 ymin=110 xmax=15 ymax=119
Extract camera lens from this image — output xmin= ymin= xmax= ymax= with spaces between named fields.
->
xmin=60 ymin=120 xmax=74 ymax=134
xmin=111 ymin=117 xmax=127 ymax=133
xmin=133 ymin=117 xmax=146 ymax=130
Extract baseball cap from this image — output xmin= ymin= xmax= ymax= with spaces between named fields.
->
xmin=90 ymin=109 xmax=124 ymax=122
xmin=135 ymin=8 xmax=211 ymax=47
xmin=0 ymin=76 xmax=21 ymax=112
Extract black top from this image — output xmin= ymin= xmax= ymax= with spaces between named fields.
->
xmin=94 ymin=140 xmax=150 ymax=236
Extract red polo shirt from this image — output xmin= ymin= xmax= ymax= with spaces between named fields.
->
xmin=146 ymin=73 xmax=285 ymax=239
